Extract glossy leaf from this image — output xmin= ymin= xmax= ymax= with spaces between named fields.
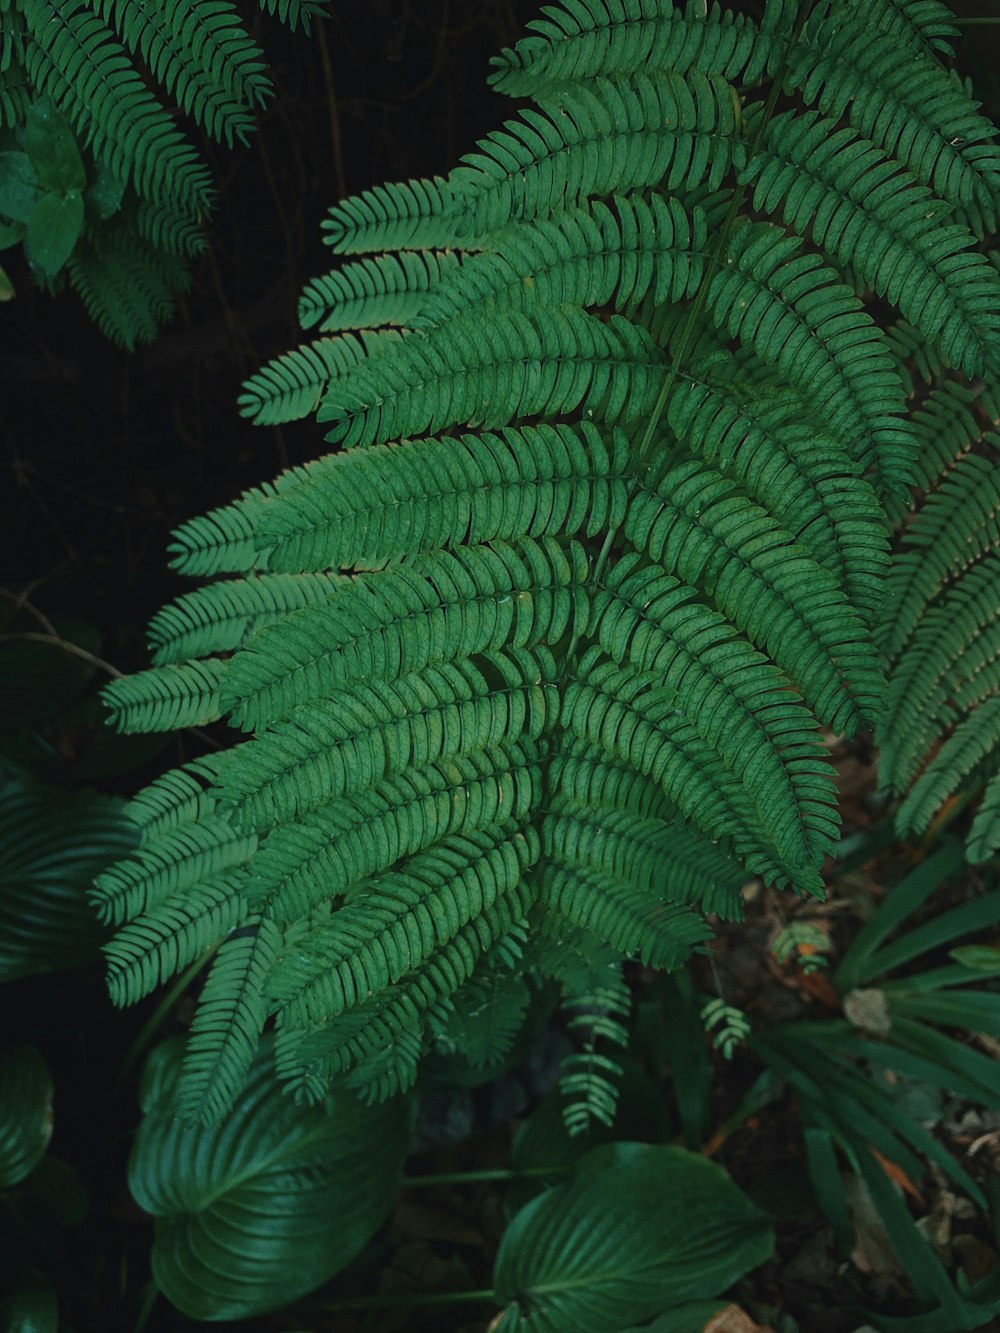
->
xmin=0 ymin=1044 xmax=53 ymax=1189
xmin=129 ymin=1038 xmax=411 ymax=1320
xmin=492 ymin=1142 xmax=773 ymax=1332
xmin=0 ymin=777 xmax=134 ymax=983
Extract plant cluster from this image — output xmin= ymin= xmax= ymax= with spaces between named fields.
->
xmin=3 ymin=0 xmax=1000 ymax=1330
xmin=0 ymin=0 xmax=323 ymax=344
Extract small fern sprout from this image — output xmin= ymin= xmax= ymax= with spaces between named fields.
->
xmin=701 ymin=999 xmax=752 ymax=1061
xmin=772 ymin=922 xmax=831 ymax=975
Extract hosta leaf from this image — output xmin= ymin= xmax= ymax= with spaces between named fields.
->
xmin=0 ymin=776 xmax=134 ymax=983
xmin=0 ymin=1044 xmax=53 ymax=1189
xmin=128 ymin=1038 xmax=412 ymax=1320
xmin=492 ymin=1142 xmax=773 ymax=1333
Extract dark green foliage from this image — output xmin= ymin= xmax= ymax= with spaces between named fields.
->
xmin=0 ymin=0 xmax=324 ymax=344
xmin=879 ymin=382 xmax=1000 ymax=861
xmin=492 ymin=1142 xmax=773 ymax=1331
xmin=94 ymin=0 xmax=1000 ymax=1148
xmin=129 ymin=1037 xmax=411 ymax=1320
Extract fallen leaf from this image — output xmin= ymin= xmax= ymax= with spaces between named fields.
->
xmin=705 ymin=1306 xmax=774 ymax=1333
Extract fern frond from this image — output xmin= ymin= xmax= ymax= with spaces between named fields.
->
xmin=168 ymin=494 xmax=259 ymax=578
xmin=104 ymin=872 xmax=244 ymax=1005
xmin=92 ymin=817 xmax=256 ymax=925
xmin=662 ymin=371 xmax=888 ymax=623
xmin=178 ymin=918 xmax=281 ymax=1123
xmin=124 ymin=755 xmax=228 ymax=844
xmin=545 ymin=801 xmax=746 ymax=919
xmin=968 ymin=772 xmax=1000 ymax=865
xmin=22 ymin=0 xmax=214 ymax=215
xmin=216 ymin=649 xmax=558 ymax=831
xmin=706 ymin=221 xmax=914 ymax=497
xmin=245 ymin=744 xmax=542 ymax=920
xmin=768 ymin=0 xmax=1000 ymax=227
xmin=563 ymin=649 xmax=827 ymax=894
xmin=276 ymin=892 xmax=535 ymax=1100
xmin=257 ymin=0 xmax=327 ymax=34
xmin=412 ymin=193 xmax=722 ymax=331
xmin=68 ymin=222 xmax=192 ymax=350
xmin=318 ymin=307 xmax=664 ymax=449
xmin=434 ymin=970 xmax=531 ymax=1071
xmin=102 ymin=658 xmax=228 ymax=733
xmin=134 ymin=197 xmax=206 ymax=258
xmin=538 ymin=863 xmax=706 ymax=971
xmin=896 ymin=697 xmax=1000 ymax=838
xmin=147 ymin=572 xmax=344 ymax=665
xmin=881 ymin=557 xmax=1000 ymax=794
xmin=95 ymin=0 xmax=270 ymax=147
xmin=298 ymin=251 xmax=463 ymax=333
xmin=558 ymin=962 xmax=631 ymax=1135
xmin=222 ymin=539 xmax=587 ymax=732
xmin=321 ymin=175 xmax=461 ymax=255
xmin=97 ymin=0 xmax=1000 ymax=1121
xmin=909 ymin=381 xmax=988 ymax=491
xmin=269 ymin=825 xmax=537 ymax=1027
xmin=624 ymin=465 xmax=883 ymax=733
xmin=238 ymin=332 xmax=401 ymax=427
xmin=451 ymin=73 xmax=742 ymax=238
xmin=247 ymin=424 xmax=629 ymax=573
xmin=741 ymin=109 xmax=1000 ymax=377
xmin=490 ymin=0 xmax=769 ymax=99
xmin=880 ymin=448 xmax=1000 ymax=664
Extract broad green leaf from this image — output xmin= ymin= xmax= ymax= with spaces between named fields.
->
xmin=492 ymin=1143 xmax=774 ymax=1332
xmin=0 ymin=1045 xmax=53 ymax=1189
xmin=129 ymin=1038 xmax=411 ymax=1320
xmin=0 ymin=777 xmax=134 ymax=983
xmin=25 ymin=98 xmax=86 ymax=194
xmin=0 ymin=153 xmax=42 ymax=225
xmin=26 ymin=191 xmax=84 ymax=277
xmin=0 ymin=264 xmax=12 ymax=301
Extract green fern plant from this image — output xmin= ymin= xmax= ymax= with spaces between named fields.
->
xmin=878 ymin=371 xmax=1000 ymax=862
xmin=95 ymin=0 xmax=1000 ymax=1129
xmin=0 ymin=0 xmax=324 ymax=344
